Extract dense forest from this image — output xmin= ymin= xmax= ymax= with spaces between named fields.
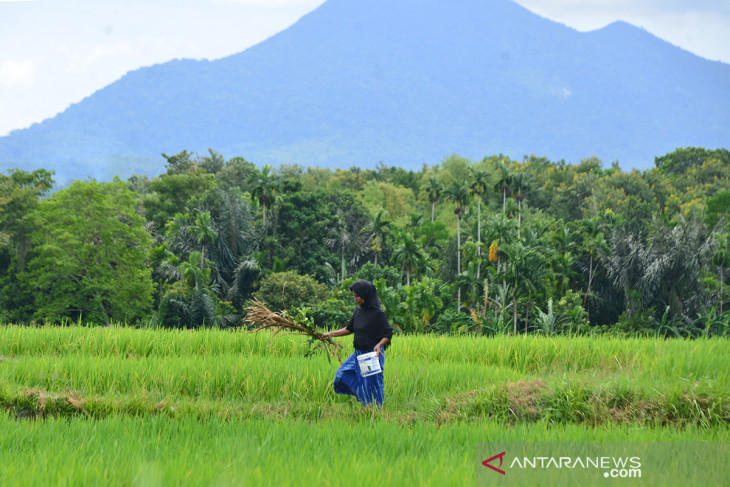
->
xmin=1 ymin=147 xmax=729 ymax=337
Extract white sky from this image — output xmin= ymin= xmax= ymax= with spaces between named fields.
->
xmin=0 ymin=0 xmax=728 ymax=137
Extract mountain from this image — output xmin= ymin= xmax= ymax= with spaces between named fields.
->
xmin=1 ymin=0 xmax=729 ymax=183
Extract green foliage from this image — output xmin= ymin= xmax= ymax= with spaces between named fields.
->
xmin=705 ymin=191 xmax=730 ymax=230
xmin=273 ymin=189 xmax=370 ymax=281
xmin=0 ymin=168 xmax=56 ymax=321
xmin=308 ymin=294 xmax=352 ymax=330
xmin=353 ymin=263 xmax=403 ymax=288
xmin=391 ymin=230 xmax=428 ymax=285
xmin=359 ymin=209 xmax=393 ymax=266
xmin=162 ymin=150 xmax=197 ymax=175
xmin=254 ymin=271 xmax=328 ymax=313
xmin=609 ymin=308 xmax=658 ymax=336
xmin=400 ymin=278 xmax=446 ymax=331
xmin=655 ymin=147 xmax=730 ymax=175
xmin=361 ymin=181 xmax=417 ymax=224
xmin=143 ymin=171 xmax=219 ymax=230
xmin=23 ymin=179 xmax=155 ymax=325
xmin=374 ymin=276 xmax=450 ymax=333
xmin=534 ymin=291 xmax=590 ymax=335
xmin=215 ymin=156 xmax=257 ymax=193
xmin=3 ymin=146 xmax=730 ymax=335
xmin=157 ymin=250 xmax=236 ymax=329
xmin=432 ymin=308 xmax=475 ymax=334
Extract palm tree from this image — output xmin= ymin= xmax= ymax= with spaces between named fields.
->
xmin=324 ymin=209 xmax=353 ymax=282
xmin=425 ymin=176 xmax=443 ymax=223
xmin=406 ymin=213 xmax=424 ymax=229
xmin=548 ymin=220 xmax=577 ymax=298
xmin=456 ymin=260 xmax=483 ymax=310
xmin=502 ymin=240 xmax=550 ymax=334
xmin=193 ymin=211 xmax=218 ymax=268
xmin=248 ymin=164 xmax=278 ymax=230
xmin=149 ymin=244 xmax=183 ymax=300
xmin=579 ymin=216 xmax=609 ymax=321
xmin=360 ymin=209 xmax=392 ymax=266
xmin=391 ymin=230 xmax=428 ymax=286
xmin=510 ymin=171 xmax=529 ymax=239
xmin=469 ymin=166 xmax=490 ymax=278
xmin=444 ymin=179 xmax=470 ymax=310
xmin=484 ymin=213 xmax=517 ymax=284
xmin=603 ymin=226 xmax=647 ymax=320
xmin=640 ymin=217 xmax=712 ymax=321
xmin=180 ymin=252 xmax=211 ymax=291
xmin=216 ymin=189 xmax=254 ymax=260
xmin=226 ymin=258 xmax=261 ymax=311
xmin=712 ymin=234 xmax=729 ymax=315
xmin=493 ymin=159 xmax=512 ymax=215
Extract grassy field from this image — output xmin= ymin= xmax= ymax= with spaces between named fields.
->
xmin=0 ymin=325 xmax=728 ymax=486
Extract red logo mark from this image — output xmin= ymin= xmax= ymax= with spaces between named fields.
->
xmin=482 ymin=451 xmax=506 ymax=475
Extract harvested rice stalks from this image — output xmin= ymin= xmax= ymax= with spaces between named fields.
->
xmin=243 ymin=299 xmax=343 ymax=363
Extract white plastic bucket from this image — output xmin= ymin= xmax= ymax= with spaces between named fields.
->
xmin=356 ymin=352 xmax=382 ymax=377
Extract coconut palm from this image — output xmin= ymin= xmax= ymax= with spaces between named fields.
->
xmin=248 ymin=164 xmax=278 ymax=230
xmin=469 ymin=166 xmax=490 ymax=277
xmin=406 ymin=213 xmax=424 ymax=229
xmin=193 ymin=211 xmax=218 ymax=268
xmin=391 ymin=230 xmax=428 ymax=286
xmin=510 ymin=171 xmax=529 ymax=239
xmin=501 ymin=240 xmax=550 ymax=334
xmin=548 ymin=220 xmax=577 ymax=298
xmin=216 ymin=189 xmax=254 ymax=260
xmin=456 ymin=260 xmax=484 ymax=310
xmin=425 ymin=176 xmax=443 ymax=223
xmin=360 ymin=209 xmax=393 ymax=266
xmin=159 ymin=252 xmax=219 ymax=329
xmin=179 ymin=252 xmax=210 ymax=290
xmin=493 ymin=159 xmax=512 ymax=215
xmin=444 ymin=179 xmax=470 ymax=310
xmin=484 ymin=213 xmax=517 ymax=279
xmin=324 ymin=209 xmax=354 ymax=282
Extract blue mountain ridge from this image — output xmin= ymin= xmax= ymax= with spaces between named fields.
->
xmin=1 ymin=0 xmax=728 ymax=183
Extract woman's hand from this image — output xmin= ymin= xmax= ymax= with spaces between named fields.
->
xmin=373 ymin=337 xmax=389 ymax=357
xmin=321 ymin=332 xmax=330 ymax=341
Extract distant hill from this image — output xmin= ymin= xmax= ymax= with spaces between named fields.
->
xmin=1 ymin=0 xmax=729 ymax=183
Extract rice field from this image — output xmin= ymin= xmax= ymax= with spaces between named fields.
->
xmin=0 ymin=325 xmax=728 ymax=486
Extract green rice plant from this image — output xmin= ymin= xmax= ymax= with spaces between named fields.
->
xmin=0 ymin=320 xmax=730 ymax=486
xmin=0 ymin=412 xmax=727 ymax=487
xmin=0 ymin=325 xmax=728 ymax=428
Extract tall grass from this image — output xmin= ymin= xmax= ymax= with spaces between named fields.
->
xmin=0 ymin=326 xmax=728 ymax=422
xmin=0 ymin=325 xmax=728 ymax=486
xmin=0 ymin=412 xmax=726 ymax=487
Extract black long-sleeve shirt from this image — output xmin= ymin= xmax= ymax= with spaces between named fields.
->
xmin=346 ymin=305 xmax=393 ymax=352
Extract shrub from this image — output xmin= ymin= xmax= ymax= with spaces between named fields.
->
xmin=254 ymin=271 xmax=328 ymax=313
xmin=309 ymin=293 xmax=353 ymax=330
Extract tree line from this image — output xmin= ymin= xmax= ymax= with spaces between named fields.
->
xmin=1 ymin=147 xmax=728 ymax=337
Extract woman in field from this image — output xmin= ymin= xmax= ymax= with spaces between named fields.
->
xmin=322 ymin=279 xmax=393 ymax=407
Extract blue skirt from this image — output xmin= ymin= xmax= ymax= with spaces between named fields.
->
xmin=333 ymin=348 xmax=385 ymax=406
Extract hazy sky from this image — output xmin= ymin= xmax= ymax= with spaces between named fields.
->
xmin=1 ymin=0 xmax=728 ymax=136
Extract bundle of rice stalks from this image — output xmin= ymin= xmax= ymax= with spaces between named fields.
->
xmin=243 ymin=299 xmax=343 ymax=363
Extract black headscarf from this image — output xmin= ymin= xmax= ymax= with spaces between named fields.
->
xmin=349 ymin=280 xmax=381 ymax=309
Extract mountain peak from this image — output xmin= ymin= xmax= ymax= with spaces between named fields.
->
xmin=0 ymin=0 xmax=728 ymax=183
